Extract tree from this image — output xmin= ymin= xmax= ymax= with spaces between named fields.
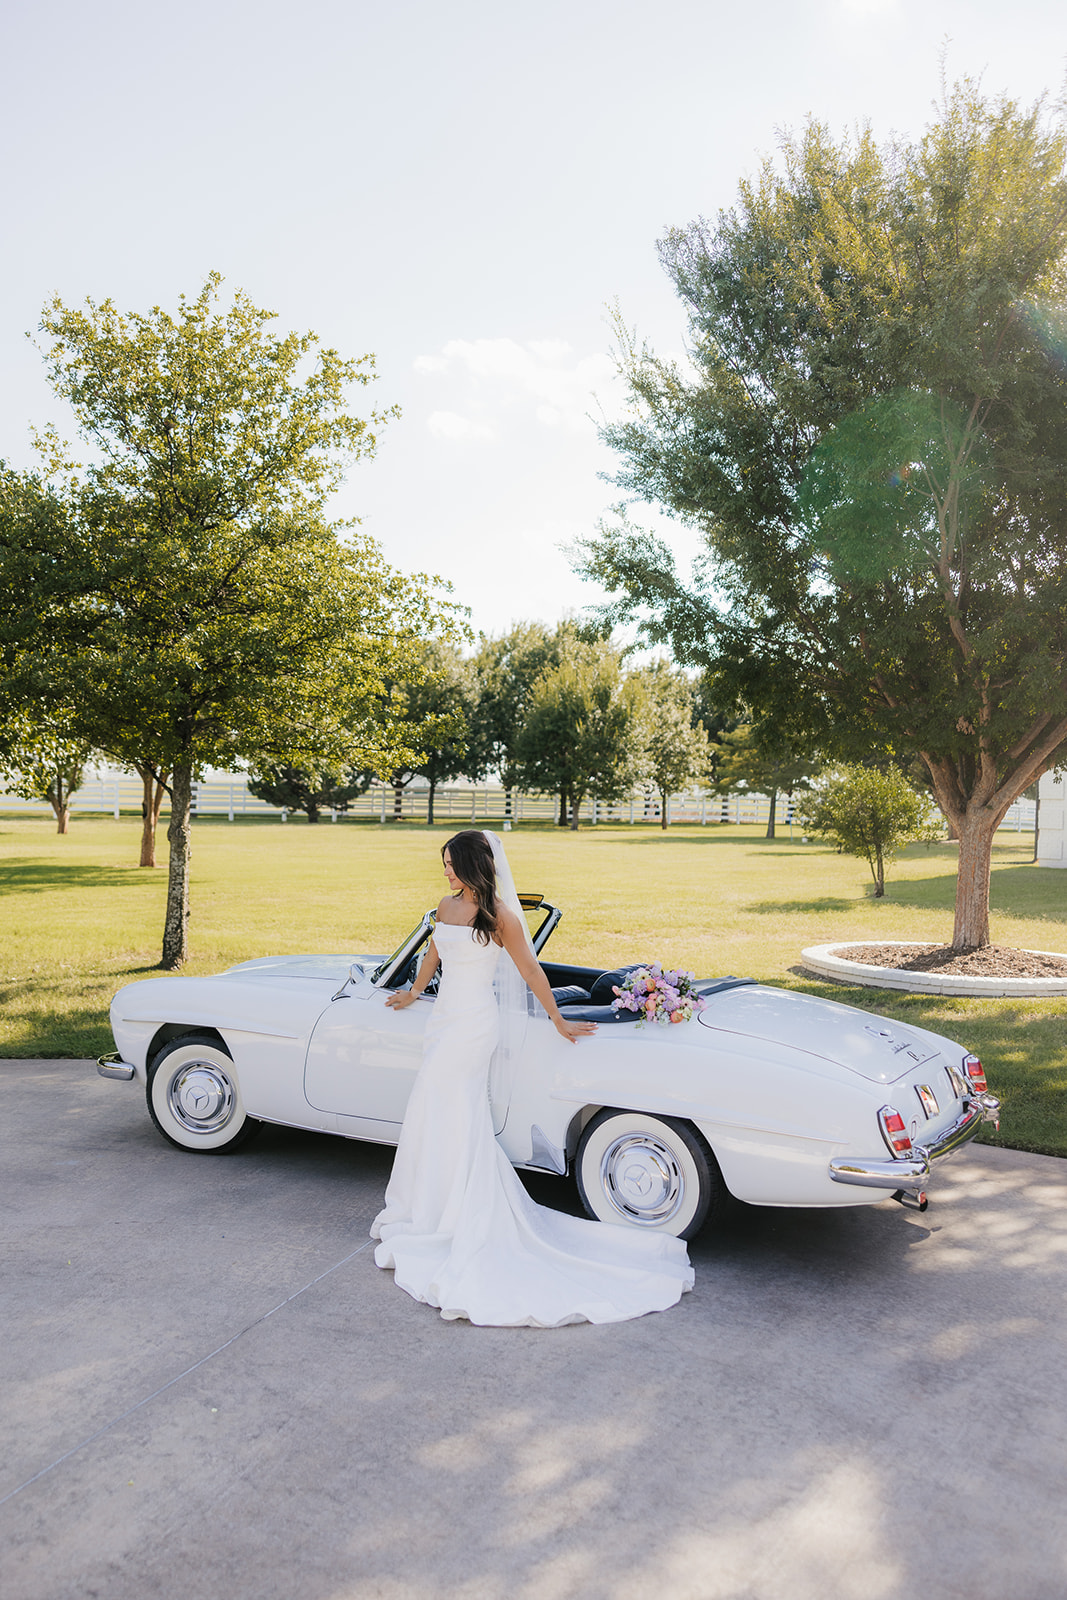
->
xmin=712 ymin=718 xmax=821 ymax=839
xmin=513 ymin=637 xmax=644 ymax=829
xmin=580 ymin=81 xmax=1067 ymax=949
xmin=632 ymin=661 xmax=710 ymax=828
xmin=470 ymin=622 xmax=559 ymax=807
xmin=16 ymin=276 xmax=453 ymax=967
xmin=379 ymin=640 xmax=476 ymax=824
xmin=246 ymin=765 xmax=374 ymax=822
xmin=798 ymin=765 xmax=942 ymax=896
xmin=0 ymin=721 xmax=92 ymax=834
xmin=131 ymin=762 xmax=170 ymax=867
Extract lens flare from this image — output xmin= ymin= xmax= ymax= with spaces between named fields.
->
xmin=1017 ymin=299 xmax=1067 ymax=374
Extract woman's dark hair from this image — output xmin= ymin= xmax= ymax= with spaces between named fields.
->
xmin=443 ymin=831 xmax=498 ymax=945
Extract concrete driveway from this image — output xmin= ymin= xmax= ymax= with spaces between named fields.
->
xmin=2 ymin=1058 xmax=1065 ymax=1600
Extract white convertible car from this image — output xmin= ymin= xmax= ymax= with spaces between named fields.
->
xmin=99 ymin=895 xmax=1000 ymax=1239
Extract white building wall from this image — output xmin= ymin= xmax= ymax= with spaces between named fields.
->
xmin=1037 ymin=769 xmax=1067 ymax=867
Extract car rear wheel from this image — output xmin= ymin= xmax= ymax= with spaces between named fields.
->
xmin=147 ymin=1035 xmax=262 ymax=1154
xmin=575 ymin=1109 xmax=726 ymax=1240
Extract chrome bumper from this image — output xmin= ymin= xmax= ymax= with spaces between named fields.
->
xmin=97 ymin=1051 xmax=137 ymax=1081
xmin=829 ymin=1092 xmax=1001 ymax=1195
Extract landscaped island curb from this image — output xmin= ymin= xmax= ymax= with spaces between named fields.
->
xmin=800 ymin=942 xmax=1067 ymax=997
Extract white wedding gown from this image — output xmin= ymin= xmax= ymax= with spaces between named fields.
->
xmin=371 ymin=922 xmax=694 ymax=1326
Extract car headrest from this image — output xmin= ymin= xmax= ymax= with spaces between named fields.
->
xmin=588 ymin=966 xmax=645 ymax=1006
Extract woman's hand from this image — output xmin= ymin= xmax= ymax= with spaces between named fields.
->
xmin=555 ymin=1016 xmax=598 ymax=1044
xmin=386 ymin=990 xmax=419 ymax=1010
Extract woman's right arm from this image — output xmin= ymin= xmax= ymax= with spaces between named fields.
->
xmin=385 ymin=937 xmax=440 ymax=1010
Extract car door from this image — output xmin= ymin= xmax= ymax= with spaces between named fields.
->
xmin=303 ymin=988 xmax=432 ymax=1132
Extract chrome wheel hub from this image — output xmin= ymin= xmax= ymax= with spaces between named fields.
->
xmin=600 ymin=1133 xmax=684 ymax=1225
xmin=168 ymin=1062 xmax=235 ymax=1134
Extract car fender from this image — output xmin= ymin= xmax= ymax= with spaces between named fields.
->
xmin=110 ymin=973 xmax=337 ymax=1124
xmin=503 ymin=1019 xmax=884 ymax=1196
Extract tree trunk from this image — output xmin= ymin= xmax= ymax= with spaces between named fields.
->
xmin=557 ymin=788 xmax=569 ymax=827
xmin=660 ymin=788 xmax=668 ymax=830
xmin=161 ymin=761 xmax=193 ymax=970
xmin=873 ymin=845 xmax=885 ymax=897
xmin=952 ymin=811 xmax=1000 ymax=950
xmin=570 ymin=789 xmax=583 ymax=831
xmin=765 ymin=788 xmax=778 ymax=840
xmin=139 ymin=768 xmax=156 ymax=865
xmin=392 ymin=780 xmax=405 ymax=822
xmin=306 ymin=800 xmax=320 ymax=822
xmin=47 ymin=771 xmax=71 ymax=833
xmin=136 ymin=765 xmax=169 ymax=866
xmin=427 ymin=781 xmax=436 ymax=826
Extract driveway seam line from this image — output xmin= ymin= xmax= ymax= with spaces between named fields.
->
xmin=0 ymin=1237 xmax=375 ymax=1509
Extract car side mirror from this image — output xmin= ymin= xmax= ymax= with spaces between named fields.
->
xmin=331 ymin=963 xmax=363 ymax=1002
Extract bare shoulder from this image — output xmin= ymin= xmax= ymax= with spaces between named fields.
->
xmin=436 ymin=893 xmax=471 ymax=926
xmin=495 ymin=903 xmax=524 ymax=941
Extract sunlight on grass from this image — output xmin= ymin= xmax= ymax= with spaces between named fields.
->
xmin=1 ymin=812 xmax=1064 ymax=1154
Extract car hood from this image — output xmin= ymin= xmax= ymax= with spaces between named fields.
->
xmin=697 ymin=984 xmax=943 ymax=1084
xmin=223 ymin=953 xmax=382 ymax=982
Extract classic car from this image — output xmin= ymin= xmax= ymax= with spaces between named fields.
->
xmin=98 ymin=894 xmax=1000 ymax=1239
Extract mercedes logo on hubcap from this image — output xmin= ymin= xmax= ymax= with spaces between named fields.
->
xmin=622 ymin=1163 xmax=654 ymax=1197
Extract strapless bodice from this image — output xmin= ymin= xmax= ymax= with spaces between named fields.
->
xmin=433 ymin=922 xmax=502 ymax=967
xmin=432 ymin=922 xmax=501 ymax=1015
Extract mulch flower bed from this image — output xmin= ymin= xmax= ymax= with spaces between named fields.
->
xmin=832 ymin=943 xmax=1067 ymax=979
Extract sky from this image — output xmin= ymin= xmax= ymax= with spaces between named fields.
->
xmin=2 ymin=0 xmax=1065 ymax=636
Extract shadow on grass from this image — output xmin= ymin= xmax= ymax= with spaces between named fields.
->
xmin=0 ymin=998 xmax=114 ymax=1058
xmin=0 ymin=962 xmax=165 ymax=1058
xmin=886 ymin=863 xmax=1067 ymax=924
xmin=744 ymin=862 xmax=1066 ymax=924
xmin=744 ymin=896 xmax=859 ymax=915
xmin=0 ymin=859 xmax=158 ymax=894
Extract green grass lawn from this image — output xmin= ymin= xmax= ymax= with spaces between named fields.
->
xmin=2 ymin=811 xmax=1065 ymax=1156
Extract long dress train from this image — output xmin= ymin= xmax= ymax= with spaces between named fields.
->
xmin=370 ymin=922 xmax=694 ymax=1327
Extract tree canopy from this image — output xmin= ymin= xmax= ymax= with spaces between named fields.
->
xmin=5 ymin=276 xmax=456 ymax=965
xmin=470 ymin=622 xmax=561 ymax=790
xmin=711 ymin=718 xmax=821 ymax=839
xmin=378 ymin=639 xmax=478 ymax=825
xmin=580 ymin=80 xmax=1067 ymax=948
xmin=798 ymin=766 xmax=942 ymax=897
xmin=513 ymin=636 xmax=645 ymax=828
xmin=631 ymin=662 xmax=710 ymax=828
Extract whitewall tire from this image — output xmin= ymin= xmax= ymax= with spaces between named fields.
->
xmin=576 ymin=1109 xmax=725 ymax=1240
xmin=147 ymin=1035 xmax=262 ymax=1154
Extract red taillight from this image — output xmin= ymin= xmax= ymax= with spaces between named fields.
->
xmin=962 ymin=1053 xmax=987 ymax=1093
xmin=878 ymin=1105 xmax=913 ymax=1157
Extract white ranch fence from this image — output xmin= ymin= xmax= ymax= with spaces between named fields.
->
xmin=0 ymin=775 xmax=1039 ymax=833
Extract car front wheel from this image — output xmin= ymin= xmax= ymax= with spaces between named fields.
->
xmin=575 ymin=1109 xmax=726 ymax=1239
xmin=147 ymin=1035 xmax=262 ymax=1154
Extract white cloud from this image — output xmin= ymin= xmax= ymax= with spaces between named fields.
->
xmin=414 ymin=337 xmax=616 ymax=434
xmin=426 ymin=410 xmax=496 ymax=442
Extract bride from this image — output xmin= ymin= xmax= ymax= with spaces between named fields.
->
xmin=371 ymin=829 xmax=694 ymax=1326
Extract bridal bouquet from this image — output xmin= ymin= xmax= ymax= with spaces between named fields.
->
xmin=610 ymin=964 xmax=707 ymax=1027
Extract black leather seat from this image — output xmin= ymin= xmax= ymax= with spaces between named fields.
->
xmin=553 ymin=973 xmax=642 ymax=1024
xmin=587 ymin=966 xmax=645 ymax=1005
xmin=550 ymin=985 xmax=593 ymax=1006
